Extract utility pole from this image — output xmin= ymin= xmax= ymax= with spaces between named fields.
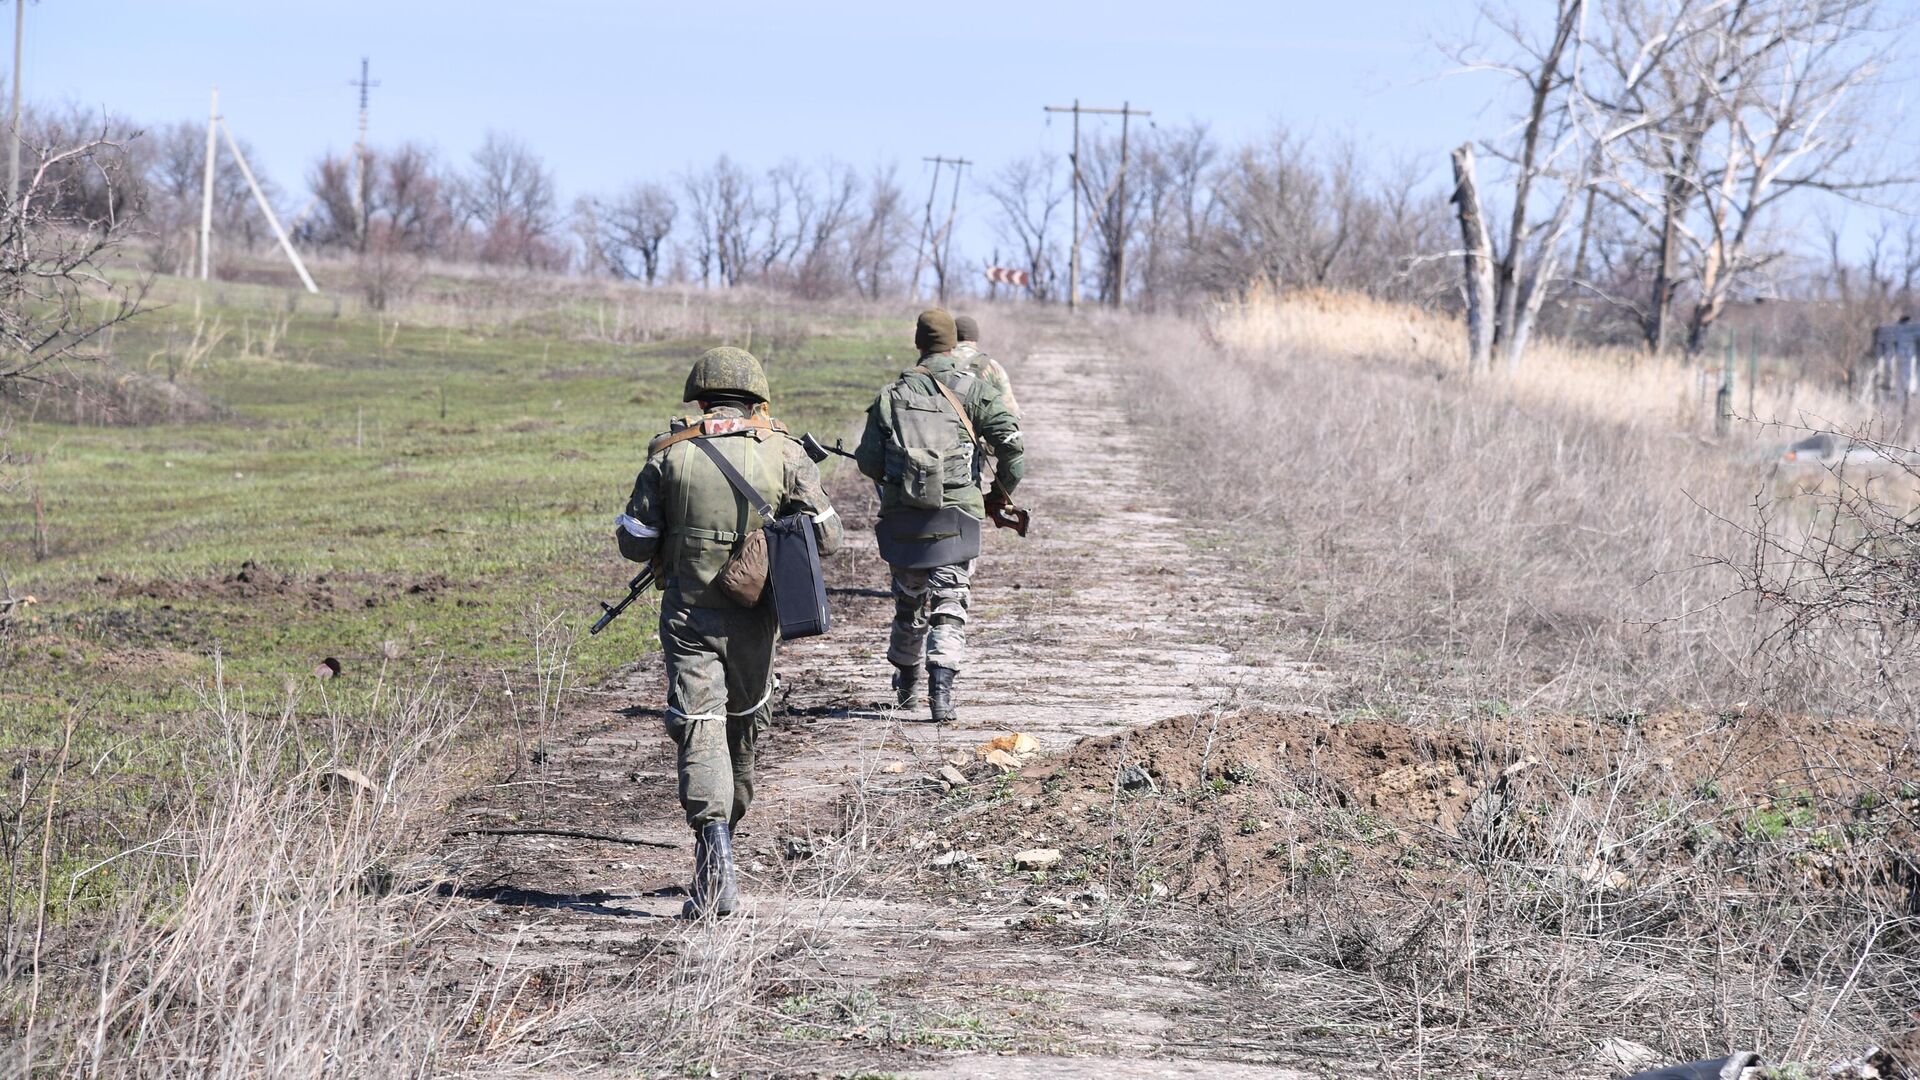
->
xmin=348 ymin=57 xmax=379 ymax=250
xmin=200 ymin=86 xmax=218 ymax=281
xmin=7 ymin=0 xmax=22 ymax=205
xmin=1043 ymin=100 xmax=1150 ymax=312
xmin=933 ymin=156 xmax=970 ymax=303
xmin=1044 ymin=100 xmax=1080 ymax=310
xmin=1113 ymin=102 xmax=1132 ymax=308
xmin=909 ymin=155 xmax=968 ymax=302
xmin=909 ymin=161 xmax=941 ymax=301
xmin=220 ymin=116 xmax=318 ymax=294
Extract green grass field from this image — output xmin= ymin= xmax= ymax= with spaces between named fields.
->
xmin=0 ymin=270 xmax=904 ymax=901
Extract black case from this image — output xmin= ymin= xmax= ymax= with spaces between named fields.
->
xmin=690 ymin=436 xmax=833 ymax=639
xmin=766 ymin=513 xmax=831 ymax=639
xmin=873 ymin=506 xmax=982 ymax=569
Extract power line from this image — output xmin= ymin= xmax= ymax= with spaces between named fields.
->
xmin=1043 ymin=101 xmax=1150 ymax=311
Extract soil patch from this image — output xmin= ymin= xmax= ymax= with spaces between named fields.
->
xmin=108 ymin=561 xmax=454 ymax=611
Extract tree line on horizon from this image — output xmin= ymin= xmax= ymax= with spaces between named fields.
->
xmin=4 ymin=0 xmax=1916 ymax=376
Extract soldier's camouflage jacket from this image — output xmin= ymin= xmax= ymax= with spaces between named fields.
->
xmin=620 ymin=404 xmax=843 ymax=608
xmin=854 ymin=351 xmax=1024 ymax=520
xmin=952 ymin=341 xmax=1020 ymax=418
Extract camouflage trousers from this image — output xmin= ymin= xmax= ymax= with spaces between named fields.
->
xmin=886 ymin=560 xmax=974 ymax=673
xmin=658 ymin=589 xmax=777 ymax=830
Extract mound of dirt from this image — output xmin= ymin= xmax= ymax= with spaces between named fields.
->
xmin=932 ymin=708 xmax=1918 ymax=909
xmin=2 ymin=366 xmax=220 ymax=425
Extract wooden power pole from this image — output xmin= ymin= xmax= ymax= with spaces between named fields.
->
xmin=1043 ymin=100 xmax=1150 ymax=311
xmin=909 ymin=154 xmax=969 ymax=302
xmin=200 ymin=87 xmax=218 ymax=280
xmin=7 ymin=0 xmax=22 ymax=205
xmin=933 ymin=156 xmax=969 ymax=303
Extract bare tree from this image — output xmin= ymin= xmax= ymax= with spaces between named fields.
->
xmin=849 ymin=164 xmax=907 ymax=300
xmin=581 ymin=180 xmax=676 ymax=284
xmin=140 ymin=118 xmax=258 ymax=273
xmin=459 ymin=130 xmax=560 ymax=269
xmin=1446 ymin=0 xmax=1592 ymax=371
xmin=1672 ymin=0 xmax=1902 ymax=353
xmin=1446 ymin=0 xmax=1707 ymax=369
xmin=0 ymin=130 xmax=148 ymax=385
xmin=789 ymin=162 xmax=860 ymax=298
xmin=379 ymin=142 xmax=455 ymax=255
xmin=986 ymin=153 xmax=1065 ymax=301
xmin=1129 ymin=123 xmax=1218 ymax=310
xmin=1594 ymin=0 xmax=1904 ymax=355
xmin=1203 ymin=128 xmax=1360 ymax=294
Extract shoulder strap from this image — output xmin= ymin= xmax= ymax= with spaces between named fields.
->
xmin=914 ymin=366 xmax=977 ymax=442
xmin=648 ymin=412 xmax=787 ymax=456
xmin=692 ymin=436 xmax=777 ymax=521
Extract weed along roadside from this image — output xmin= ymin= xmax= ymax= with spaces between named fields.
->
xmin=5 ymin=278 xmax=1920 ymax=1076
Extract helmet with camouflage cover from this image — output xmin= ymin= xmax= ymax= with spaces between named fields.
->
xmin=684 ymin=346 xmax=770 ymax=403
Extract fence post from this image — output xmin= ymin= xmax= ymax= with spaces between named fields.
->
xmin=1716 ymin=334 xmax=1734 ymax=437
xmin=1746 ymin=330 xmax=1758 ymax=417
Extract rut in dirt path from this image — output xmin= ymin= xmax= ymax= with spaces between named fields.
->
xmin=438 ymin=335 xmax=1321 ymax=1075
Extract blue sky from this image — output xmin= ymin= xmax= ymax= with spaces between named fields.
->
xmin=19 ymin=3 xmax=1492 ymax=208
xmin=15 ymin=1 xmax=1917 ymax=258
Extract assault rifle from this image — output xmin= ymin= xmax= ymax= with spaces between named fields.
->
xmin=802 ymin=432 xmax=1033 ymax=537
xmin=589 ymin=567 xmax=656 ymax=635
xmin=800 ymin=432 xmax=858 ymax=463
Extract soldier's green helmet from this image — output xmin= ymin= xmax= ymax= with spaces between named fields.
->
xmin=684 ymin=346 xmax=770 ymax=403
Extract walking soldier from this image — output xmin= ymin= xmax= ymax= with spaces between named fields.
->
xmin=856 ymin=310 xmax=1025 ymax=723
xmin=614 ymin=347 xmax=843 ymax=917
xmin=952 ymin=314 xmax=1020 ymax=418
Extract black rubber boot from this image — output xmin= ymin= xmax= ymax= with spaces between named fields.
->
xmin=707 ymin=821 xmax=739 ymax=916
xmin=682 ymin=822 xmax=740 ymax=918
xmin=891 ymin=663 xmax=921 ymax=709
xmin=928 ymin=666 xmax=957 ymax=724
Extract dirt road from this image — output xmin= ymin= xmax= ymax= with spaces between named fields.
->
xmin=440 ymin=336 xmax=1320 ymax=1076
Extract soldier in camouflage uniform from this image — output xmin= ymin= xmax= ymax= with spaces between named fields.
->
xmin=856 ymin=310 xmax=1024 ymax=723
xmin=952 ymin=314 xmax=1019 ymax=417
xmin=614 ymin=347 xmax=843 ymax=917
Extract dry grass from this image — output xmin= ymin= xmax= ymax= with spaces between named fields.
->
xmin=1208 ymin=286 xmax=1867 ymax=444
xmin=1065 ymin=291 xmax=1920 ymax=1072
xmin=0 ymin=660 xmax=475 ymax=1079
xmin=1112 ymin=293 xmax=1914 ymax=722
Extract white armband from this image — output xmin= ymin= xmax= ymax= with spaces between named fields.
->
xmin=616 ymin=513 xmax=659 ymax=539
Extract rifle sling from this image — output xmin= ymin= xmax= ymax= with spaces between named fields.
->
xmin=648 ymin=413 xmax=787 ymax=456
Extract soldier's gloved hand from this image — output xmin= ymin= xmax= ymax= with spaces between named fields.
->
xmin=985 ymin=489 xmax=1010 ymax=515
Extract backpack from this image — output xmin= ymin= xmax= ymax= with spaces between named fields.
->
xmin=879 ymin=366 xmax=978 ymax=511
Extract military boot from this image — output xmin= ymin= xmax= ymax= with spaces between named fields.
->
xmin=891 ymin=663 xmax=921 ymax=710
xmin=682 ymin=822 xmax=740 ymax=918
xmin=927 ymin=666 xmax=957 ymax=724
